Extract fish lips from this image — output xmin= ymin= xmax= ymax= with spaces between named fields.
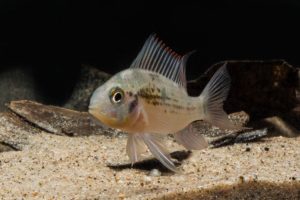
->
xmin=89 ymin=105 xmax=132 ymax=129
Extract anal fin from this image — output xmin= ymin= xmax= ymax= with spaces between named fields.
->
xmin=174 ymin=124 xmax=208 ymax=150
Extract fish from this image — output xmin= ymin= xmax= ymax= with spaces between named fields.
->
xmin=88 ymin=34 xmax=239 ymax=172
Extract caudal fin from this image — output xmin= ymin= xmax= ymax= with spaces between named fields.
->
xmin=199 ymin=63 xmax=239 ymax=130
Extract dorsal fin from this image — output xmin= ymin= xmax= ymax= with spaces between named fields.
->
xmin=130 ymin=34 xmax=189 ymax=88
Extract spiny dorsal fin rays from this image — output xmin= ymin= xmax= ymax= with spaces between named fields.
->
xmin=130 ymin=34 xmax=187 ymax=89
xmin=145 ymin=37 xmax=160 ymax=70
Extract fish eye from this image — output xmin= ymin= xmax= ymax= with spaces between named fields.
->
xmin=110 ymin=87 xmax=125 ymax=104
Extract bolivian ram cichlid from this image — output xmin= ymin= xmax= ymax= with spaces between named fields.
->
xmin=89 ymin=34 xmax=239 ymax=172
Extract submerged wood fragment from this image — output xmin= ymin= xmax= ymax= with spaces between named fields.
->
xmin=0 ymin=112 xmax=37 ymax=151
xmin=210 ymin=128 xmax=268 ymax=148
xmin=8 ymin=100 xmax=116 ymax=136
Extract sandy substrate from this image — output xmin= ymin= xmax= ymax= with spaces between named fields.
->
xmin=0 ymin=126 xmax=299 ymax=199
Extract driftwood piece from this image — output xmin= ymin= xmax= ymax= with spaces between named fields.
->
xmin=0 ymin=112 xmax=37 ymax=151
xmin=8 ymin=100 xmax=114 ymax=136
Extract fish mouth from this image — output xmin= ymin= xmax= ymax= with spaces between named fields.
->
xmin=89 ymin=107 xmax=118 ymax=127
xmin=89 ymin=107 xmax=136 ymax=131
xmin=89 ymin=106 xmax=131 ymax=130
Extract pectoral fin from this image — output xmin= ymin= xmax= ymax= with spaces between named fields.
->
xmin=174 ymin=124 xmax=208 ymax=150
xmin=126 ymin=134 xmax=147 ymax=165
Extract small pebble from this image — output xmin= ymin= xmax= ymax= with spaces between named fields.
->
xmin=149 ymin=169 xmax=162 ymax=177
xmin=264 ymin=147 xmax=269 ymax=151
xmin=118 ymin=193 xmax=125 ymax=199
xmin=143 ymin=176 xmax=152 ymax=182
xmin=245 ymin=147 xmax=251 ymax=152
xmin=238 ymin=176 xmax=245 ymax=183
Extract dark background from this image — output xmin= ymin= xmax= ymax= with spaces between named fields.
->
xmin=0 ymin=0 xmax=300 ymax=105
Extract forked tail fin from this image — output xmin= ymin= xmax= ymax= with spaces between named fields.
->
xmin=199 ymin=64 xmax=239 ymax=130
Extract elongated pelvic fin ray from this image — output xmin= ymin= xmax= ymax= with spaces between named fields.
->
xmin=141 ymin=133 xmax=178 ymax=172
xmin=130 ymin=34 xmax=189 ymax=89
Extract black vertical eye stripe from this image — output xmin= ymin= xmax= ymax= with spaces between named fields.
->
xmin=129 ymin=95 xmax=138 ymax=113
xmin=127 ymin=91 xmax=133 ymax=97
